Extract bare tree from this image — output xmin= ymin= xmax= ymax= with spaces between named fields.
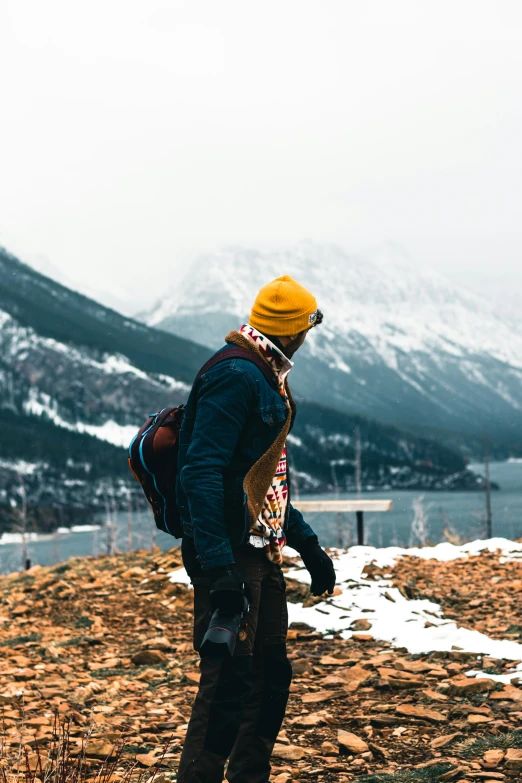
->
xmin=409 ymin=495 xmax=431 ymax=547
xmin=15 ymin=472 xmax=31 ymax=571
xmin=127 ymin=498 xmax=133 ymax=552
xmin=104 ymin=480 xmax=117 ymax=556
xmin=135 ymin=496 xmax=143 ymax=550
xmin=483 ymin=434 xmax=493 ymax=539
xmin=354 ymin=426 xmax=362 ymax=499
xmin=440 ymin=506 xmax=462 ymax=545
xmin=330 ymin=460 xmax=344 ymax=548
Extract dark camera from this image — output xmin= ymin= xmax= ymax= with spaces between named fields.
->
xmin=200 ymin=596 xmax=249 ymax=658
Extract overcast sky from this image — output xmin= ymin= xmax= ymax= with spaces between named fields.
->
xmin=1 ymin=0 xmax=521 ymax=313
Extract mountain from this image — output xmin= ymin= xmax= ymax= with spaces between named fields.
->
xmin=0 ymin=246 xmax=487 ymax=534
xmin=0 ymin=245 xmax=212 ymax=448
xmin=139 ymin=242 xmax=522 ymax=456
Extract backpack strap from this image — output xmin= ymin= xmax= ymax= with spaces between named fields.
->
xmin=194 ymin=346 xmax=278 ymax=389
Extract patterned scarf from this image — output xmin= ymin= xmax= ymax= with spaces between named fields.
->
xmin=239 ymin=324 xmax=293 ymax=564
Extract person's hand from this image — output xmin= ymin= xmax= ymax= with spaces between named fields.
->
xmin=300 ymin=540 xmax=336 ymax=597
xmin=207 ymin=564 xmax=251 ymax=614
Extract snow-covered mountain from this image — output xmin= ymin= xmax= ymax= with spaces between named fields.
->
xmin=140 ymin=242 xmax=522 ymax=453
xmin=0 ymin=245 xmax=487 ymax=533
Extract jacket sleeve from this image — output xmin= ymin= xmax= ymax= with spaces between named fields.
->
xmin=285 ymin=503 xmax=318 ymax=553
xmin=179 ymin=365 xmax=254 ymax=569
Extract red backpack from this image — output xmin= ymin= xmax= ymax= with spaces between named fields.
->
xmin=128 ymin=347 xmax=276 ymax=538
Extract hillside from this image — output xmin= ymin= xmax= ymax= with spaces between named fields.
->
xmin=0 ymin=408 xmax=131 ymax=534
xmin=0 ymin=246 xmax=210 ymax=382
xmin=290 ymin=403 xmax=487 ymax=493
xmin=2 ymin=540 xmax=522 ymax=780
xmin=139 ymin=242 xmax=522 ymax=457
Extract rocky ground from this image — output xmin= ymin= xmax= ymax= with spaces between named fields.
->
xmin=0 ymin=546 xmax=521 ymax=781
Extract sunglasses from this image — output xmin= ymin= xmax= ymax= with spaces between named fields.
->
xmin=310 ymin=309 xmax=324 ymax=328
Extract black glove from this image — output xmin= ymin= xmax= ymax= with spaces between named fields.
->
xmin=207 ymin=564 xmax=251 ymax=614
xmin=300 ymin=540 xmax=336 ymax=597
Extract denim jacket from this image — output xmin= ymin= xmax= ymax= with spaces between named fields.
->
xmin=176 ymin=345 xmax=317 ymax=569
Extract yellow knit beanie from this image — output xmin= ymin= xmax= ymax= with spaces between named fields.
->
xmin=249 ymin=275 xmax=318 ymax=337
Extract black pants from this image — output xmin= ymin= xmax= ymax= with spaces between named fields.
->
xmin=177 ymin=541 xmax=292 ymax=783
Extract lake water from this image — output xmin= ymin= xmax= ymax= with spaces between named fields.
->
xmin=1 ymin=461 xmax=520 ymax=572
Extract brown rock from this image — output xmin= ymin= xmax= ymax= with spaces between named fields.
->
xmin=319 ymin=654 xmax=356 ymax=665
xmin=136 ymin=752 xmax=164 ymax=767
xmin=483 ymin=749 xmax=504 ymax=768
xmin=394 ymin=658 xmax=433 ymax=674
xmin=369 ymin=742 xmax=388 ymax=759
xmin=427 ymin=666 xmax=449 ymax=678
xmin=439 ymin=767 xmax=467 ymax=781
xmin=131 ymin=649 xmax=167 ymax=666
xmin=338 ymin=730 xmax=369 ymax=755
xmin=290 ymin=711 xmax=326 ymax=727
xmin=467 ymin=713 xmax=491 ymax=724
xmin=505 ymin=748 xmax=522 ymax=771
xmin=273 ymin=774 xmax=292 ymax=783
xmin=272 ymin=743 xmax=306 ymax=761
xmin=25 ymin=716 xmax=51 ymax=727
xmin=293 ymin=657 xmax=314 ymax=674
xmin=447 ymin=675 xmax=495 ymax=695
xmin=430 ymin=733 xmax=462 ymax=749
xmin=489 ymin=684 xmax=522 ymax=701
xmin=386 ymin=676 xmax=425 ymax=690
xmin=144 ymin=636 xmax=172 ymax=651
xmin=302 ymin=689 xmax=344 ymax=704
xmin=338 ymin=664 xmax=371 ymax=685
xmin=85 ymin=739 xmax=116 ymax=759
xmin=350 ymin=618 xmax=372 ymax=631
xmin=395 ymin=703 xmax=446 ymax=723
xmin=423 ymin=688 xmax=449 ymax=701
xmin=321 ymin=740 xmax=338 ymax=755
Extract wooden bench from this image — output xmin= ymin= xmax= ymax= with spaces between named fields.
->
xmin=292 ymin=500 xmax=393 ymax=546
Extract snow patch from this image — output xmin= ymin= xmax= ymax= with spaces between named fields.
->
xmin=169 ymin=567 xmax=193 ymax=585
xmin=24 ymin=388 xmax=137 ymax=448
xmin=156 ymin=374 xmax=191 ymax=393
xmin=167 ymin=539 xmax=522 ymax=670
xmin=286 ymin=540 xmax=522 ymax=661
xmin=287 ymin=434 xmax=303 ymax=448
xmin=0 ymin=458 xmax=43 ymax=476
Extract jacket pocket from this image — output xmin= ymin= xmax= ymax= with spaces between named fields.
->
xmin=259 ymin=405 xmax=287 ymax=428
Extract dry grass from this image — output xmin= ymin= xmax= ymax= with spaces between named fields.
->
xmin=0 ymin=717 xmax=175 ymax=783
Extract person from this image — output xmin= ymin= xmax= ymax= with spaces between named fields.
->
xmin=176 ymin=275 xmax=336 ymax=783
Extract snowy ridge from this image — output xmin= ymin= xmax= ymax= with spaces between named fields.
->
xmin=23 ymin=388 xmax=138 ymax=448
xmin=0 ymin=309 xmax=189 ymax=389
xmin=0 ymin=308 xmax=190 ymax=447
xmin=141 ymin=243 xmax=522 ymax=446
xmin=143 ymin=242 xmax=522 ymax=370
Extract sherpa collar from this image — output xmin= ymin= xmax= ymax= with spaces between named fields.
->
xmin=238 ymin=324 xmax=293 ymax=385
